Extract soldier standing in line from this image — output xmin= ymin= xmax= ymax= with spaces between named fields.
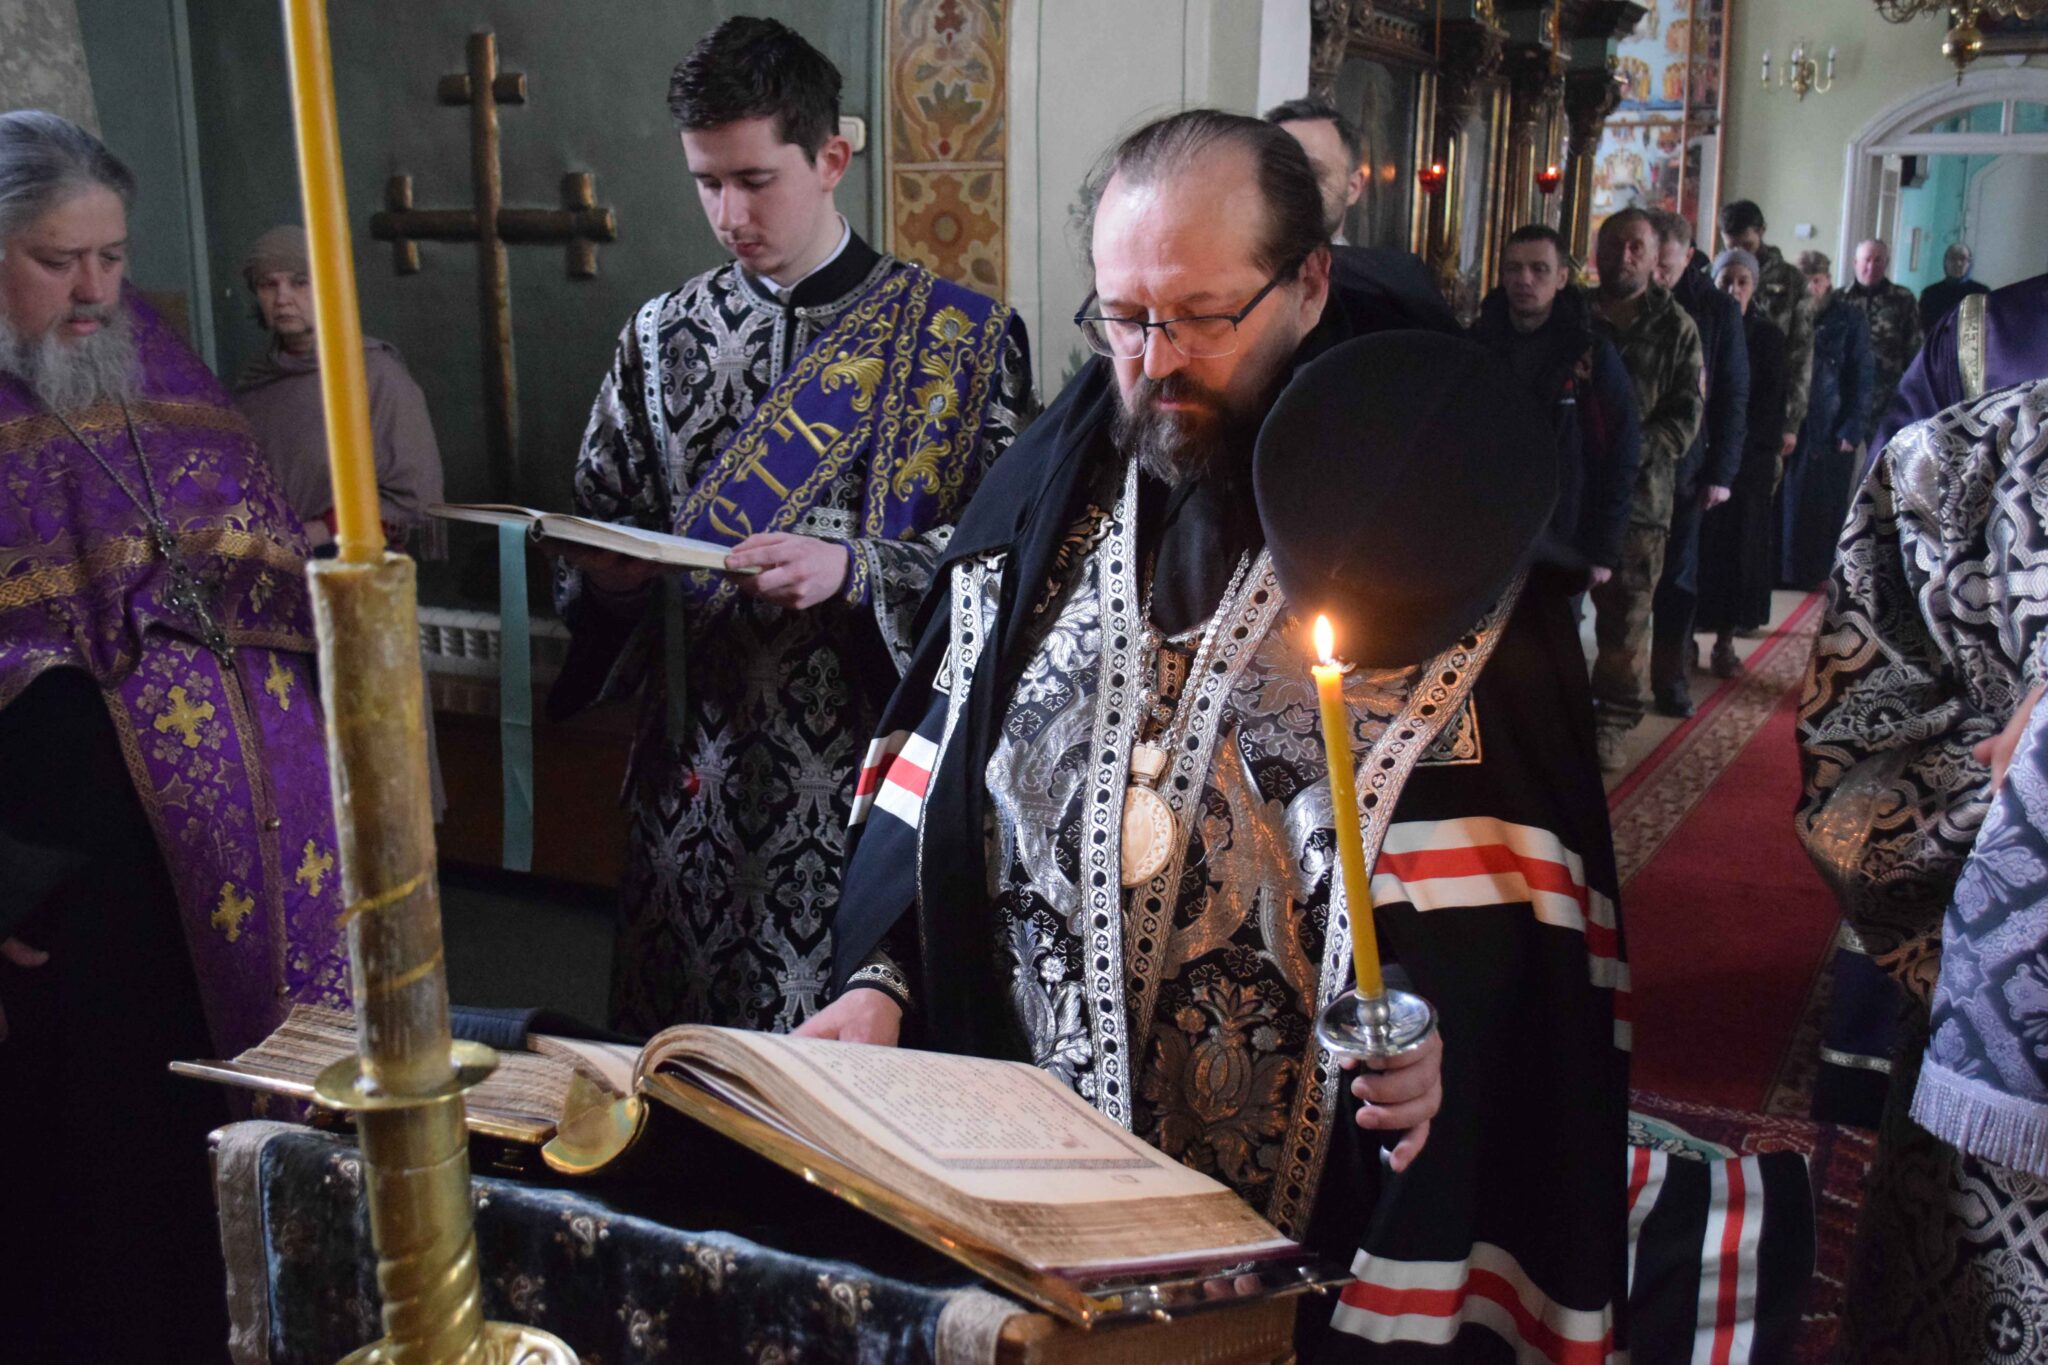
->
xmin=1585 ymin=207 xmax=1705 ymax=771
xmin=1838 ymin=238 xmax=1924 ymax=434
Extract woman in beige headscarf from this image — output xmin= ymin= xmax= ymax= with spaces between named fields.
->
xmin=235 ymin=225 xmax=448 ymax=821
xmin=233 ymin=224 xmax=444 ymax=550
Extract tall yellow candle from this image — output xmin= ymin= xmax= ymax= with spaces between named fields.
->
xmin=280 ymin=0 xmax=381 ymax=564
xmin=1312 ymin=615 xmax=1385 ymax=998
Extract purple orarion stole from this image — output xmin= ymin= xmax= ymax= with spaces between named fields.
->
xmin=0 ymin=292 xmax=350 ymax=1057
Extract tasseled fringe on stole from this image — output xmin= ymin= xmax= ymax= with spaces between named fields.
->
xmin=1911 ymin=1060 xmax=2048 ymax=1181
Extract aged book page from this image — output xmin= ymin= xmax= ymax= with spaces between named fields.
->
xmin=640 ymin=1029 xmax=1294 ymax=1273
xmin=185 ymin=1006 xmax=623 ymax=1143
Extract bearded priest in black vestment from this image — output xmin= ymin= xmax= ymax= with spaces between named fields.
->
xmin=550 ymin=18 xmax=1034 ymax=1035
xmin=807 ymin=111 xmax=1631 ymax=1360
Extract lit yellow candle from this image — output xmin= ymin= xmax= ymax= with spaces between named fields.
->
xmin=280 ymin=0 xmax=381 ymax=564
xmin=1312 ymin=615 xmax=1385 ymax=998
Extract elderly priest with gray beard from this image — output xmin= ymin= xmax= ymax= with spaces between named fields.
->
xmin=805 ymin=111 xmax=1631 ymax=1361
xmin=0 ymin=111 xmax=350 ymax=1361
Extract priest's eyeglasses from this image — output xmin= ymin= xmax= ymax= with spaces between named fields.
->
xmin=1073 ymin=273 xmax=1288 ymax=360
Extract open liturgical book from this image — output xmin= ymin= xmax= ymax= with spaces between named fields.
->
xmin=178 ymin=1008 xmax=1334 ymax=1325
xmin=429 ymin=502 xmax=757 ymax=573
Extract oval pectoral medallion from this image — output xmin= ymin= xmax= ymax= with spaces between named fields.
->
xmin=1120 ymin=784 xmax=1177 ymax=888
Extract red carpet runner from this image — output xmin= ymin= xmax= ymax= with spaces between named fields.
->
xmin=1611 ymin=597 xmax=1842 ymax=1110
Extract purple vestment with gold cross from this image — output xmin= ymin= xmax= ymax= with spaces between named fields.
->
xmin=0 ymin=293 xmax=350 ymax=1057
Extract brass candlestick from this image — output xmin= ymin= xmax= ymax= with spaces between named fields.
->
xmin=307 ymin=556 xmax=572 ymax=1365
xmin=283 ymin=0 xmax=574 ymax=1358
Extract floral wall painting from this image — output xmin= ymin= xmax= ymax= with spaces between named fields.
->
xmin=885 ymin=0 xmax=1008 ymax=297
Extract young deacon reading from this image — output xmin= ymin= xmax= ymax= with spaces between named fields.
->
xmin=549 ymin=18 xmax=1034 ymax=1036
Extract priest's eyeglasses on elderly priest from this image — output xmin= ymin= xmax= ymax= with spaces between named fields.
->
xmin=1073 ymin=271 xmax=1289 ymax=360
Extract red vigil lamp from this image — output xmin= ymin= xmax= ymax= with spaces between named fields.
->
xmin=1417 ymin=161 xmax=1448 ymax=195
xmin=1535 ymin=164 xmax=1563 ymax=195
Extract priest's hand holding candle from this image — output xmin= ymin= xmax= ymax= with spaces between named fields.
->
xmin=1309 ymin=614 xmax=1441 ymax=1168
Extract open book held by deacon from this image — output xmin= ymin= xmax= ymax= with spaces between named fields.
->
xmin=429 ymin=502 xmax=761 ymax=574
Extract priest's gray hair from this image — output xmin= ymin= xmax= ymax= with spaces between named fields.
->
xmin=1077 ymin=109 xmax=1327 ymax=282
xmin=0 ymin=110 xmax=137 ymax=259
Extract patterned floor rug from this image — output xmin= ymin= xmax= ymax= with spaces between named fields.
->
xmin=1612 ymin=597 xmax=1842 ymax=1111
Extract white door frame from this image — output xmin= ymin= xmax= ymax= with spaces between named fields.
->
xmin=1838 ymin=65 xmax=2048 ymax=268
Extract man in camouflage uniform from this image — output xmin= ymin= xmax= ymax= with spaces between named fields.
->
xmin=1587 ymin=207 xmax=1706 ymax=770
xmin=1839 ymin=238 xmax=1923 ymax=434
xmin=1720 ymin=200 xmax=1814 ymax=463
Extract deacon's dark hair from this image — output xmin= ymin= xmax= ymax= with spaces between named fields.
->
xmin=1598 ymin=205 xmax=1655 ymax=241
xmin=1719 ymin=199 xmax=1765 ymax=238
xmin=1646 ymin=208 xmax=1693 ymax=248
xmin=0 ymin=110 xmax=135 ymax=253
xmin=1262 ymin=97 xmax=1365 ymax=170
xmin=1080 ymin=110 xmax=1327 ymax=280
xmin=1505 ymin=223 xmax=1571 ymax=269
xmin=667 ymin=17 xmax=841 ymax=160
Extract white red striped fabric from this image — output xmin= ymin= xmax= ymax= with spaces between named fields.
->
xmin=1624 ymin=1144 xmax=1669 ymax=1295
xmin=1371 ymin=818 xmax=1632 ymax=1050
xmin=1692 ymin=1156 xmax=1763 ymax=1365
xmin=1330 ymin=1240 xmax=1618 ymax=1364
xmin=848 ymin=729 xmax=937 ymax=830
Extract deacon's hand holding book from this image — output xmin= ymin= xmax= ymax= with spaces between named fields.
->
xmin=553 ymin=530 xmax=850 ymax=610
xmin=723 ymin=531 xmax=851 ymax=610
xmin=795 ymin=986 xmax=1448 ymax=1172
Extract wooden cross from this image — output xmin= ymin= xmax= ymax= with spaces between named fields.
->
xmin=368 ymin=32 xmax=618 ymax=494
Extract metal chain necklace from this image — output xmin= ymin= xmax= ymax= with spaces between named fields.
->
xmin=1119 ymin=549 xmax=1253 ymax=888
xmin=52 ymin=402 xmax=233 ymax=662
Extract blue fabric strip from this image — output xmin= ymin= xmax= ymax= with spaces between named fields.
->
xmin=497 ymin=522 xmax=535 ymax=873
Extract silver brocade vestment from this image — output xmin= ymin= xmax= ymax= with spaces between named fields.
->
xmin=962 ymin=457 xmax=1510 ymax=1233
xmin=1799 ymin=382 xmax=2048 ymax=1364
xmin=560 ymin=254 xmax=1033 ymax=1034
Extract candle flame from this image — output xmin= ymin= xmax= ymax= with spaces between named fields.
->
xmin=1314 ymin=614 xmax=1335 ymax=664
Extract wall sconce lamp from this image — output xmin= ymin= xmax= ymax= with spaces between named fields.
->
xmin=1761 ymin=39 xmax=1837 ymax=100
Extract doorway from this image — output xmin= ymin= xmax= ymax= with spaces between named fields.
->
xmin=1840 ymin=68 xmax=2048 ymax=289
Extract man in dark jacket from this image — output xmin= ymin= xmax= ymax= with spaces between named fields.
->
xmin=1778 ymin=251 xmax=1873 ymax=589
xmin=1917 ymin=242 xmax=1990 ymax=334
xmin=1471 ymin=224 xmax=1640 ymax=586
xmin=1647 ymin=211 xmax=1749 ymax=717
xmin=1266 ymin=99 xmax=1462 ymax=336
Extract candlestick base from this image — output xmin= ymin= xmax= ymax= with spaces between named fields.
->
xmin=1316 ymin=988 xmax=1437 ymax=1063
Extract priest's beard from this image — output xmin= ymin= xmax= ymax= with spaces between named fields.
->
xmin=0 ymin=304 xmax=140 ymax=413
xmin=1112 ymin=369 xmax=1276 ymax=488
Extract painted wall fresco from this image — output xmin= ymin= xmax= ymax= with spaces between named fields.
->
xmin=886 ymin=0 xmax=1008 ymax=297
xmin=1591 ymin=0 xmax=1724 ymax=245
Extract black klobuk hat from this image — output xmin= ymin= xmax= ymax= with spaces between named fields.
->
xmin=1253 ymin=330 xmax=1557 ymax=668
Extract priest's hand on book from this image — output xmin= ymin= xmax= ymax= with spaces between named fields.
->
xmin=727 ymin=532 xmax=850 ymax=610
xmin=792 ymin=986 xmax=902 ymax=1046
xmin=0 ymin=936 xmax=51 ymax=1045
xmin=1341 ymin=1030 xmax=1443 ymax=1173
